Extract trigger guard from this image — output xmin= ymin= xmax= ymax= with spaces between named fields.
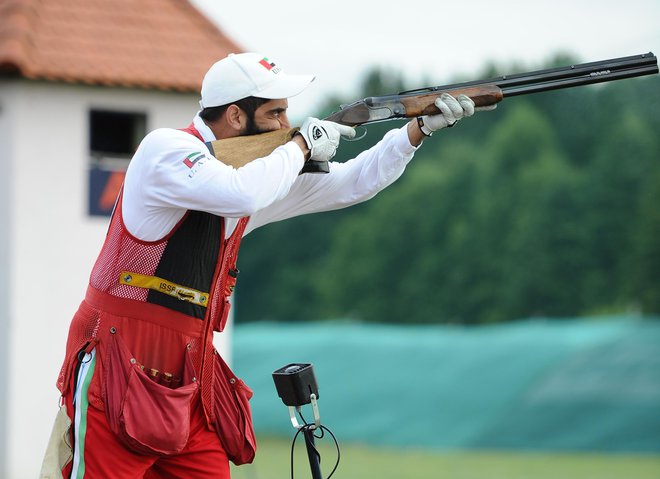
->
xmin=345 ymin=125 xmax=367 ymax=141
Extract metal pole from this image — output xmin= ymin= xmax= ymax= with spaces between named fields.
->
xmin=303 ymin=427 xmax=323 ymax=479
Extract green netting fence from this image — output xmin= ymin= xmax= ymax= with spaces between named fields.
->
xmin=231 ymin=316 xmax=660 ymax=452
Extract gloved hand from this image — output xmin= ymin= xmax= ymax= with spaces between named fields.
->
xmin=417 ymin=93 xmax=494 ymax=136
xmin=298 ymin=117 xmax=356 ymax=162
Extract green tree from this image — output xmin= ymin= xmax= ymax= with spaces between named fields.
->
xmin=578 ymin=110 xmax=658 ymax=311
xmin=467 ymin=102 xmax=567 ymax=322
xmin=316 ymin=146 xmax=482 ymax=323
xmin=627 ymin=166 xmax=660 ymax=313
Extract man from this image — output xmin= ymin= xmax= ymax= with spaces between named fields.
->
xmin=45 ymin=52 xmax=484 ymax=478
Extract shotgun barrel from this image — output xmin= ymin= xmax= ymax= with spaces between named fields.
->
xmin=325 ymin=52 xmax=658 ymax=125
xmin=415 ymin=52 xmax=659 ymax=97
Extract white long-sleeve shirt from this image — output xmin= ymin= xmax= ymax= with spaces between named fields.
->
xmin=123 ymin=113 xmax=418 ymax=240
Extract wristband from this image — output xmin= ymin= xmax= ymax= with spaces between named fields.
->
xmin=417 ymin=117 xmax=433 ymax=137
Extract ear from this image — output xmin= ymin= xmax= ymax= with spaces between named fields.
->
xmin=225 ymin=104 xmax=246 ymax=131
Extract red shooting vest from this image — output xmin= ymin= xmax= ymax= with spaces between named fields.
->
xmin=57 ymin=124 xmax=249 ymax=428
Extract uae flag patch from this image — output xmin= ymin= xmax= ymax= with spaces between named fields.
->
xmin=259 ymin=57 xmax=276 ymax=71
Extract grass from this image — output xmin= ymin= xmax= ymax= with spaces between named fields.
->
xmin=231 ymin=436 xmax=660 ymax=479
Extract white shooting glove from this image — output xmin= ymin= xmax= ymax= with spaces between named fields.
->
xmin=298 ymin=117 xmax=356 ymax=162
xmin=417 ymin=93 xmax=492 ymax=136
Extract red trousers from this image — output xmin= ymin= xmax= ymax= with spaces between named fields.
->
xmin=62 ymin=349 xmax=231 ymax=479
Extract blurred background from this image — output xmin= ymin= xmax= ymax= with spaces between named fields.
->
xmin=0 ymin=0 xmax=659 ymax=477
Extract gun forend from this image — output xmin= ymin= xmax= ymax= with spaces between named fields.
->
xmin=398 ymin=85 xmax=503 ymax=117
xmin=325 ymin=85 xmax=503 ymax=126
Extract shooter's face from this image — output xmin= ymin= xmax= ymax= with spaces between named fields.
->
xmin=242 ymin=99 xmax=291 ymax=135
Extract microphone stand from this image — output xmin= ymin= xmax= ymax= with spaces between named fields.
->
xmin=303 ymin=426 xmax=323 ymax=479
xmin=289 ymin=394 xmax=322 ymax=479
xmin=273 ymin=364 xmax=328 ymax=479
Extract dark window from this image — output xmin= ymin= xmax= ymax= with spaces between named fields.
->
xmin=89 ymin=110 xmax=146 ymax=157
xmin=88 ymin=110 xmax=146 ymax=216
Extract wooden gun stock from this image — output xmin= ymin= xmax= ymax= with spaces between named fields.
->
xmin=205 ymin=128 xmax=298 ymax=169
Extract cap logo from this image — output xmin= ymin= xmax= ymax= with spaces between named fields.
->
xmin=259 ymin=57 xmax=281 ymax=74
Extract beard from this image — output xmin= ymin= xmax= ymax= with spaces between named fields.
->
xmin=242 ymin=115 xmax=268 ymax=136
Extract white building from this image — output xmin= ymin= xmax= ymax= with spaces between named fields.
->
xmin=0 ymin=1 xmax=241 ymax=476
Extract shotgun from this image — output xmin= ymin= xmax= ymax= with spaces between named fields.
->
xmin=206 ymin=52 xmax=658 ymax=172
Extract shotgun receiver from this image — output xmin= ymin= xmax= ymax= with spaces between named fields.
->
xmin=206 ymin=52 xmax=658 ymax=171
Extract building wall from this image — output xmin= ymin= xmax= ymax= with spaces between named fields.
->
xmin=0 ymin=79 xmax=17 ymax=479
xmin=1 ymin=80 xmax=233 ymax=479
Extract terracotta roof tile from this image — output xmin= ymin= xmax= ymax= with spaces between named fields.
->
xmin=0 ymin=0 xmax=242 ymax=92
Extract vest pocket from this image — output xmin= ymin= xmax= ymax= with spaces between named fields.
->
xmin=213 ymin=350 xmax=257 ymax=465
xmin=214 ymin=299 xmax=231 ymax=332
xmin=104 ymin=328 xmax=198 ymax=456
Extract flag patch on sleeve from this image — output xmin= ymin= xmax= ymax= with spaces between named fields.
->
xmin=183 ymin=152 xmax=204 ymax=168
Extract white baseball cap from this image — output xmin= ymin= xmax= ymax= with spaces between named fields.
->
xmin=199 ymin=52 xmax=315 ymax=108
